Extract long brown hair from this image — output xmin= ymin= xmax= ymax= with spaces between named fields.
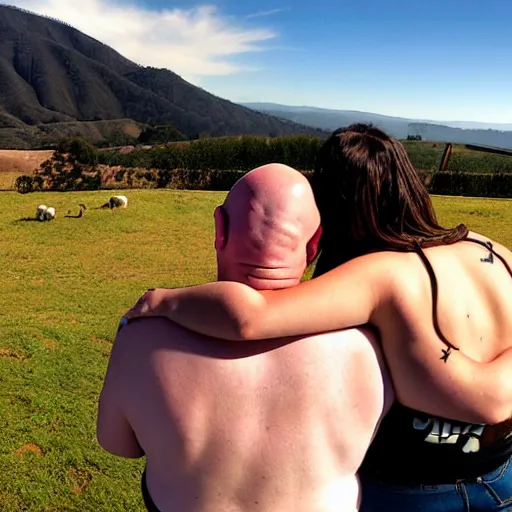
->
xmin=312 ymin=123 xmax=468 ymax=276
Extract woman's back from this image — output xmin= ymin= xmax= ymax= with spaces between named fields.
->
xmin=361 ymin=230 xmax=512 ymax=484
xmin=394 ymin=232 xmax=511 ymax=357
xmin=375 ymin=231 xmax=512 ymax=420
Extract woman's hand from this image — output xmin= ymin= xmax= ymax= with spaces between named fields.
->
xmin=120 ymin=282 xmax=259 ymax=341
xmin=123 ymin=288 xmax=166 ymax=321
xmin=117 ymin=252 xmax=383 ymax=341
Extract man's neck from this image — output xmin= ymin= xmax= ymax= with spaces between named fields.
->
xmin=217 ymin=270 xmax=300 ymax=290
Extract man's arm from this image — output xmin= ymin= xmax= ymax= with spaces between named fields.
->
xmin=97 ymin=395 xmax=144 ymax=458
xmin=363 ymin=327 xmax=395 ymax=428
xmin=96 ymin=324 xmax=144 ymax=459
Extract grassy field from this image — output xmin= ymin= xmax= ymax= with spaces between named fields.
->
xmin=0 ymin=189 xmax=511 ymax=511
xmin=402 ymin=140 xmax=512 ymax=173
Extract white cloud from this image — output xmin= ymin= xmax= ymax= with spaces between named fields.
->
xmin=245 ymin=8 xmax=288 ymax=19
xmin=7 ymin=0 xmax=278 ymax=82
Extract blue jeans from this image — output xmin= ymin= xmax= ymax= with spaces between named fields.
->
xmin=360 ymin=456 xmax=512 ymax=511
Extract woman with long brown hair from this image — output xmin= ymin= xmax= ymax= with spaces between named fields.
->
xmin=124 ymin=124 xmax=512 ymax=511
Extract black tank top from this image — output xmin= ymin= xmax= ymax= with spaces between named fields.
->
xmin=360 ymin=236 xmax=512 ymax=485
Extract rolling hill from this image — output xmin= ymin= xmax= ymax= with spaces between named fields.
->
xmin=0 ymin=4 xmax=326 ymax=149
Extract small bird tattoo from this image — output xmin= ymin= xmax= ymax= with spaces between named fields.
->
xmin=440 ymin=347 xmax=452 ymax=363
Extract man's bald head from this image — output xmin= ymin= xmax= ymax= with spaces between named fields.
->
xmin=214 ymin=163 xmax=321 ymax=290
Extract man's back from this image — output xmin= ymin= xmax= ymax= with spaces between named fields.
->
xmin=101 ymin=317 xmax=392 ymax=512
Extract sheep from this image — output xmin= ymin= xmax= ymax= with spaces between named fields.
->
xmin=110 ymin=195 xmax=128 ymax=209
xmin=36 ymin=205 xmax=55 ymax=221
xmin=43 ymin=207 xmax=56 ymax=221
xmin=36 ymin=204 xmax=48 ymax=221
xmin=101 ymin=195 xmax=128 ymax=212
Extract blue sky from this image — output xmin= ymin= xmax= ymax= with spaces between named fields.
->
xmin=10 ymin=0 xmax=512 ymax=123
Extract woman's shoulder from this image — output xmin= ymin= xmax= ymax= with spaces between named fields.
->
xmin=345 ymin=248 xmax=415 ymax=273
xmin=331 ymin=250 xmax=419 ymax=299
xmin=461 ymin=231 xmax=511 ymax=268
xmin=466 ymin=231 xmax=510 ymax=252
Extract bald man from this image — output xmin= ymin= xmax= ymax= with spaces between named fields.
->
xmin=97 ymin=164 xmax=394 ymax=512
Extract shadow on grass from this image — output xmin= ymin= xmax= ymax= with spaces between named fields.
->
xmin=15 ymin=217 xmax=40 ymax=223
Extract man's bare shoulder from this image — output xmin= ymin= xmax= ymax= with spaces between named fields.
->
xmin=302 ymin=325 xmax=381 ymax=353
xmin=116 ymin=317 xmax=282 ymax=360
xmin=111 ymin=316 xmax=198 ymax=361
xmin=117 ymin=316 xmax=190 ymax=341
xmin=309 ymin=327 xmax=394 ymax=410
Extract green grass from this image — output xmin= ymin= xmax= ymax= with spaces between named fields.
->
xmin=402 ymin=140 xmax=447 ymax=170
xmin=0 ymin=189 xmax=510 ymax=511
xmin=0 ymin=189 xmax=219 ymax=511
xmin=403 ymin=140 xmax=512 ymax=173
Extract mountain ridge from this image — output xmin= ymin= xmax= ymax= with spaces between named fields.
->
xmin=0 ymin=4 xmax=326 ymax=146
xmin=241 ymin=102 xmax=512 ymax=149
xmin=241 ymin=102 xmax=512 ymax=131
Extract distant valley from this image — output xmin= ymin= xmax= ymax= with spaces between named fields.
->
xmin=242 ymin=103 xmax=512 ymax=150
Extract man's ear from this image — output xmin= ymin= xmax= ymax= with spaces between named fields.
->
xmin=306 ymin=225 xmax=323 ymax=265
xmin=214 ymin=206 xmax=228 ymax=251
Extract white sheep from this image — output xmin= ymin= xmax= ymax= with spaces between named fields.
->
xmin=36 ymin=204 xmax=48 ymax=221
xmin=36 ymin=205 xmax=56 ymax=221
xmin=43 ymin=207 xmax=56 ymax=221
xmin=101 ymin=195 xmax=128 ymax=211
xmin=110 ymin=195 xmax=128 ymax=209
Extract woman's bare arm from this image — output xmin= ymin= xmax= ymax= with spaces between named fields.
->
xmin=123 ymin=253 xmax=388 ymax=340
xmin=450 ymin=348 xmax=512 ymax=424
xmin=383 ymin=312 xmax=512 ymax=425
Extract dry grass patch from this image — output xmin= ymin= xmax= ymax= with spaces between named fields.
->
xmin=0 ymin=150 xmax=53 ymax=173
xmin=0 ymin=348 xmax=29 ymax=361
xmin=15 ymin=443 xmax=43 ymax=457
xmin=68 ymin=467 xmax=93 ymax=496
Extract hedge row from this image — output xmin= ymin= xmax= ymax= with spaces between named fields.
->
xmin=420 ymin=171 xmax=512 ymax=198
xmin=101 ymin=168 xmax=254 ymax=191
xmin=96 ymin=136 xmax=324 ymax=172
xmin=109 ymin=169 xmax=510 ymax=198
xmin=93 ymin=138 xmax=512 ymax=175
xmin=17 ymin=167 xmax=512 ymax=198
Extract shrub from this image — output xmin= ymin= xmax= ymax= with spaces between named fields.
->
xmin=15 ymin=175 xmax=35 ymax=194
xmin=56 ymin=138 xmax=97 ymax=165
